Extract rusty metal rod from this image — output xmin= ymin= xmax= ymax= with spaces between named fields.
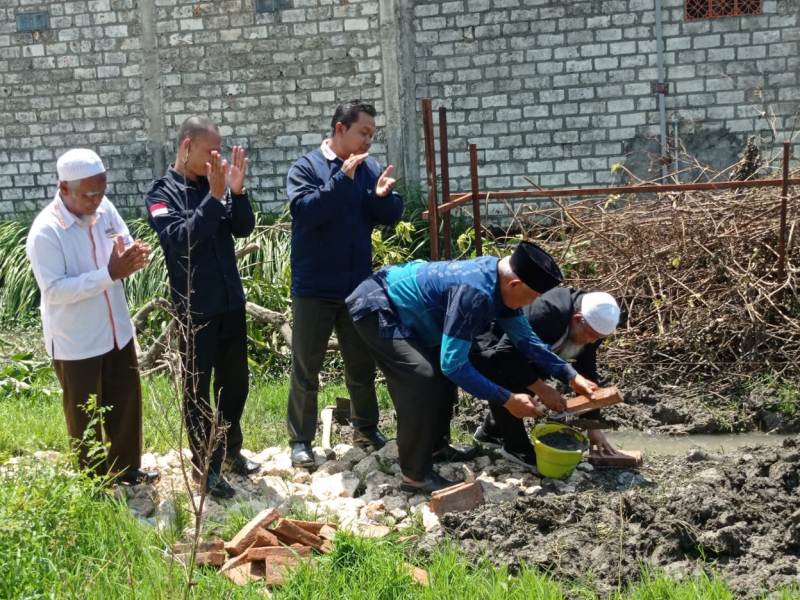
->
xmin=469 ymin=143 xmax=483 ymax=257
xmin=778 ymin=141 xmax=790 ymax=279
xmin=438 ymin=106 xmax=452 ymax=259
xmin=423 ymin=176 xmax=800 ymax=219
xmin=421 ymin=98 xmax=439 ymax=259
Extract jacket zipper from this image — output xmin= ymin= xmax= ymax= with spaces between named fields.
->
xmin=88 ymin=224 xmax=118 ymax=349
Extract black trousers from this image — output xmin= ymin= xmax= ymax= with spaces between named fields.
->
xmin=180 ymin=308 xmax=249 ymax=474
xmin=287 ymin=296 xmax=380 ymax=443
xmin=470 ymin=351 xmax=536 ymax=454
xmin=353 ymin=313 xmax=457 ymax=481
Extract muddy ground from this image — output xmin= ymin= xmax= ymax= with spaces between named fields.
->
xmin=451 ymin=382 xmax=800 ymax=438
xmin=438 ymin=436 xmax=800 ymax=597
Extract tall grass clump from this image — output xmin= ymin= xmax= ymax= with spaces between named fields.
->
xmin=0 ymin=221 xmax=38 ymax=326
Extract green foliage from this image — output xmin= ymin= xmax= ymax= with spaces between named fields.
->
xmin=0 ymin=220 xmax=38 ymax=326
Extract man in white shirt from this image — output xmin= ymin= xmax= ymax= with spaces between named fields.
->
xmin=26 ymin=148 xmax=158 ymax=485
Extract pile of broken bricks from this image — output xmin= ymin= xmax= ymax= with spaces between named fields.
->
xmin=171 ymin=508 xmax=333 ymax=587
xmin=171 ymin=507 xmax=429 ymax=588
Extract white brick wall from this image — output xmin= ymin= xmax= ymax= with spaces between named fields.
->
xmin=0 ymin=0 xmax=798 ymax=219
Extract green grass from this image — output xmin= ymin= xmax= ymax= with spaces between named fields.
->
xmin=0 ymin=371 xmax=394 ymax=462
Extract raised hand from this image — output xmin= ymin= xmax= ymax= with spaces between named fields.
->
xmin=341 ymin=152 xmax=369 ymax=179
xmin=108 ymin=238 xmax=150 ymax=281
xmin=226 ymin=145 xmax=248 ymax=195
xmin=375 ymin=164 xmax=397 ymax=198
xmin=206 ymin=150 xmax=228 ymax=201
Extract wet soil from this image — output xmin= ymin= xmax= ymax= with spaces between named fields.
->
xmin=537 ymin=431 xmax=589 ymax=452
xmin=450 ymin=382 xmax=800 ymax=438
xmin=439 ymin=436 xmax=800 ymax=597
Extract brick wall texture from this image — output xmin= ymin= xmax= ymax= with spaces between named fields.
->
xmin=1 ymin=0 xmax=798 ymax=219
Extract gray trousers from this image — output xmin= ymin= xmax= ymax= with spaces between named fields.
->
xmin=287 ymin=295 xmax=380 ymax=443
xmin=352 ymin=313 xmax=457 ymax=481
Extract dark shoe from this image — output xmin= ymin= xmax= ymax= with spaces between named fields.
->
xmin=290 ymin=442 xmax=315 ymax=468
xmin=432 ymin=444 xmax=480 ymax=463
xmin=473 ymin=425 xmax=503 ymax=448
xmin=400 ymin=471 xmax=455 ymax=494
xmin=206 ymin=471 xmax=236 ymax=499
xmin=498 ymin=447 xmax=537 ymax=472
xmin=352 ymin=428 xmax=388 ymax=451
xmin=225 ymin=453 xmax=261 ymax=476
xmin=117 ymin=468 xmax=160 ymax=486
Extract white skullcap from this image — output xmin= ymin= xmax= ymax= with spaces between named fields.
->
xmin=56 ymin=148 xmax=106 ymax=182
xmin=580 ymin=292 xmax=620 ymax=336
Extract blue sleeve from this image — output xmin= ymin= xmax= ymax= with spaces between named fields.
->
xmin=228 ymin=191 xmax=255 ymax=238
xmin=145 ymin=187 xmax=225 ymax=250
xmin=498 ymin=315 xmax=578 ymax=383
xmin=366 ymin=189 xmax=403 ymax=225
xmin=440 ymin=335 xmax=510 ymax=405
xmin=287 ymin=158 xmax=355 ymax=228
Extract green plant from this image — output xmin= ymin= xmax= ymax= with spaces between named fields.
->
xmin=0 ymin=221 xmax=38 ymax=326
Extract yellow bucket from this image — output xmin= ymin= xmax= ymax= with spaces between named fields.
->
xmin=531 ymin=422 xmax=588 ymax=479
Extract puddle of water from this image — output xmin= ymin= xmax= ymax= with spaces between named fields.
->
xmin=607 ymin=432 xmax=791 ymax=456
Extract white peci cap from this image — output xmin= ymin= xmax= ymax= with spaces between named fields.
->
xmin=56 ymin=148 xmax=106 ymax=182
xmin=580 ymin=292 xmax=620 ymax=336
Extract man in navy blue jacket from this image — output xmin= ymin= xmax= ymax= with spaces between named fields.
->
xmin=145 ymin=116 xmax=259 ymax=498
xmin=286 ymin=100 xmax=403 ymax=468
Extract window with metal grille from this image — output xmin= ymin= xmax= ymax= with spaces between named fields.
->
xmin=685 ymin=0 xmax=762 ymax=19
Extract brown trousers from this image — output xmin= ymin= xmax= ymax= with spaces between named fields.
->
xmin=52 ymin=339 xmax=142 ymax=476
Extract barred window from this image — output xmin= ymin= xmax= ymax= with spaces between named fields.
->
xmin=685 ymin=0 xmax=763 ymax=20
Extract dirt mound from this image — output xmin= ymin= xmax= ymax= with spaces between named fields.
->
xmin=441 ymin=437 xmax=800 ymax=597
xmin=452 ymin=385 xmax=800 ymax=437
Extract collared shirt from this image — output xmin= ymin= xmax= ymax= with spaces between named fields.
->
xmin=144 ymin=167 xmax=255 ymax=321
xmin=26 ymin=193 xmax=136 ymax=360
xmin=286 ymin=139 xmax=403 ymax=299
xmin=347 ymin=256 xmax=576 ymax=405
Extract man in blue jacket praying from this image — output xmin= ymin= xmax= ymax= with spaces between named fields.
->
xmin=286 ymin=100 xmax=403 ymax=468
xmin=346 ymin=242 xmax=599 ymax=493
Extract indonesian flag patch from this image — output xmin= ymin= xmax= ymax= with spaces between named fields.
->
xmin=149 ymin=202 xmax=169 ymax=218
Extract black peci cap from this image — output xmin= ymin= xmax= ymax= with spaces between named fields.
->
xmin=509 ymin=241 xmax=563 ymax=293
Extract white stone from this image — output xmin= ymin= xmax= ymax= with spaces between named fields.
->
xmin=474 ymin=455 xmax=492 ymax=469
xmin=311 ymin=472 xmax=360 ymax=500
xmin=258 ymin=475 xmax=290 ymax=506
xmin=576 ymin=461 xmax=594 ymax=472
xmin=481 ymin=480 xmax=520 ymax=504
xmin=420 ymin=504 xmax=440 ymax=532
xmin=524 ymin=485 xmax=544 ymax=496
xmin=353 ymin=455 xmax=381 ymax=479
xmin=261 ymin=453 xmax=294 ymax=477
xmin=376 ymin=440 xmax=399 ymax=461
xmin=140 ymin=452 xmax=157 ymax=469
xmin=337 ymin=445 xmax=367 ymax=465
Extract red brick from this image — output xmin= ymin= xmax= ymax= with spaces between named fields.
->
xmin=224 ymin=563 xmax=256 ymax=586
xmin=429 ymin=481 xmax=485 ymax=516
xmin=317 ymin=525 xmax=337 ymax=541
xmin=225 ymin=508 xmax=281 ymax=556
xmin=173 ymin=550 xmax=226 ymax=567
xmin=245 ymin=545 xmax=311 ymax=562
xmin=172 ymin=539 xmax=224 ymax=554
xmin=588 ymin=449 xmax=643 ymax=468
xmin=270 ymin=519 xmax=325 ymax=551
xmin=282 ymin=519 xmax=336 ymax=536
xmin=253 ymin=528 xmax=280 ymax=547
xmin=567 ymin=386 xmax=623 ymax=413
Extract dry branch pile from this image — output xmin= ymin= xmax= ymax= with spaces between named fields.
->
xmin=515 ymin=183 xmax=799 ymax=398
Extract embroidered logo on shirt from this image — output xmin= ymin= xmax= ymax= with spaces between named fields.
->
xmin=149 ymin=202 xmax=169 ymax=218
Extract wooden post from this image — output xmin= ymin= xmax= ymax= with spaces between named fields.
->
xmin=438 ymin=106 xmax=452 ymax=259
xmin=421 ymin=98 xmax=439 ymax=260
xmin=469 ymin=143 xmax=483 ymax=256
xmin=778 ymin=141 xmax=790 ymax=279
